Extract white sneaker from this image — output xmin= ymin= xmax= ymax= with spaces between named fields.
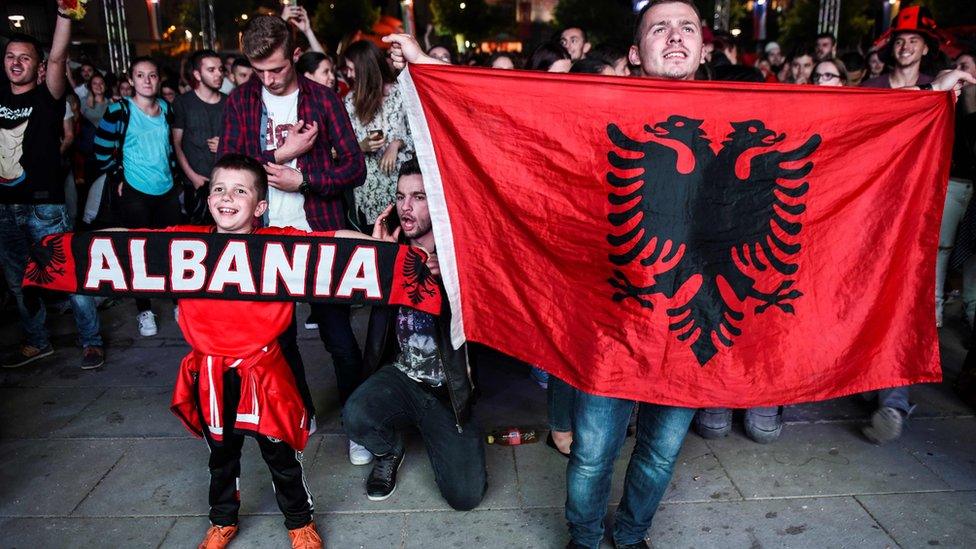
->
xmin=862 ymin=406 xmax=904 ymax=444
xmin=137 ymin=311 xmax=158 ymax=337
xmin=349 ymin=440 xmax=373 ymax=466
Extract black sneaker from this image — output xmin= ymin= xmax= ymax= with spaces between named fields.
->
xmin=615 ymin=541 xmax=650 ymax=549
xmin=81 ymin=346 xmax=105 ymax=370
xmin=1 ymin=344 xmax=54 ymax=368
xmin=366 ymin=449 xmax=404 ymax=501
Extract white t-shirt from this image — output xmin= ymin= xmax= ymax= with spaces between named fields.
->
xmin=261 ymin=87 xmax=311 ymax=232
xmin=220 ymin=77 xmax=235 ymax=95
xmin=74 ymin=83 xmax=89 ymax=101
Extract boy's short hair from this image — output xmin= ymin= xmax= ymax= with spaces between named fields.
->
xmin=232 ymin=57 xmax=252 ymax=70
xmin=398 ymin=157 xmax=422 ymax=179
xmin=241 ymin=16 xmax=295 ymax=60
xmin=210 ymin=154 xmax=268 ymax=201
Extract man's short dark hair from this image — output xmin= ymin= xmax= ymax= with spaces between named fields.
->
xmin=558 ymin=26 xmax=588 ymax=44
xmin=633 ymin=0 xmax=702 ymax=45
xmin=839 ymin=51 xmax=865 ymax=73
xmin=816 ymin=32 xmax=837 ymax=45
xmin=232 ymin=57 xmax=252 ymax=70
xmin=4 ymin=33 xmax=42 ymax=59
xmin=570 ymin=58 xmax=611 ymax=74
xmin=399 ymin=158 xmax=422 ymax=180
xmin=589 ymin=44 xmax=627 ymax=66
xmin=527 ymin=43 xmax=571 ymax=71
xmin=712 ymin=31 xmax=738 ymax=53
xmin=211 ymin=154 xmax=269 ymax=201
xmin=241 ymin=15 xmax=295 ymax=60
xmin=189 ymin=49 xmax=220 ymax=73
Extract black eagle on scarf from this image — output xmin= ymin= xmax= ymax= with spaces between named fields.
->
xmin=402 ymin=247 xmax=438 ymax=305
xmin=606 ymin=116 xmax=821 ymax=365
xmin=25 ymin=234 xmax=68 ymax=286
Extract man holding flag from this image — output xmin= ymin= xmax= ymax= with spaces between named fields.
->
xmin=384 ymin=1 xmax=974 ymax=546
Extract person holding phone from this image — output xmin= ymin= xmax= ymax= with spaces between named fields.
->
xmin=341 ymin=40 xmax=413 ymax=229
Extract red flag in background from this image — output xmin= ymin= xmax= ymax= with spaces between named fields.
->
xmin=401 ymin=64 xmax=953 ymax=408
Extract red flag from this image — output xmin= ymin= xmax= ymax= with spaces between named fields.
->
xmin=401 ymin=64 xmax=952 ymax=408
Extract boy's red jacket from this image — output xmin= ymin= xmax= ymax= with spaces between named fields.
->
xmin=171 ymin=343 xmax=310 ymax=450
xmin=168 ymin=225 xmax=312 ymax=450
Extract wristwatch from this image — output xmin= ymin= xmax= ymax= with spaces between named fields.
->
xmin=298 ymin=172 xmax=310 ymax=195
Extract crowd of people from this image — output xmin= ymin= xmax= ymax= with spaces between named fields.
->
xmin=2 ymin=1 xmax=976 ymax=548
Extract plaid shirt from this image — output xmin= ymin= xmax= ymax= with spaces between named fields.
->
xmin=218 ymin=74 xmax=365 ymax=231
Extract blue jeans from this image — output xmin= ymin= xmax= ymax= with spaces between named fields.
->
xmin=936 ymin=178 xmax=974 ymax=322
xmin=548 ymin=375 xmax=577 ymax=432
xmin=566 ymin=390 xmax=695 ymax=548
xmin=0 ymin=204 xmax=102 ymax=348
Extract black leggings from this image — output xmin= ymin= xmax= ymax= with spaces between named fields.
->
xmin=118 ymin=181 xmax=181 ymax=312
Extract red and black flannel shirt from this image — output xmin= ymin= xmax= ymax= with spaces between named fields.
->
xmin=218 ymin=74 xmax=366 ymax=231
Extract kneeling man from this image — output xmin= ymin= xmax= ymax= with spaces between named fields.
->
xmin=343 ymin=158 xmax=487 ymax=510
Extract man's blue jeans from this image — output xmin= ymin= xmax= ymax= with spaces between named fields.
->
xmin=0 ymin=204 xmax=101 ymax=348
xmin=566 ymin=390 xmax=695 ymax=548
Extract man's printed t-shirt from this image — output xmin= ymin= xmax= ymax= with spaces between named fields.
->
xmin=261 ymin=87 xmax=311 ymax=232
xmin=0 ymin=86 xmax=66 ymax=204
xmin=393 ymin=307 xmax=446 ymax=387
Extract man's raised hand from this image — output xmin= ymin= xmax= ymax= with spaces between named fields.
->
xmin=372 ymin=204 xmax=402 ymax=242
xmin=932 ymin=69 xmax=976 ymax=98
xmin=382 ymin=34 xmax=445 ymax=70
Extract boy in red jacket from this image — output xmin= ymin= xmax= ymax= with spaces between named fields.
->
xmin=168 ymin=153 xmax=358 ymax=549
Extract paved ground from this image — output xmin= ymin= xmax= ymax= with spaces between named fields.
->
xmin=2 ymin=300 xmax=976 ymax=549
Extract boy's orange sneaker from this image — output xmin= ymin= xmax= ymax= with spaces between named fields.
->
xmin=198 ymin=524 xmax=238 ymax=549
xmin=288 ymin=521 xmax=324 ymax=549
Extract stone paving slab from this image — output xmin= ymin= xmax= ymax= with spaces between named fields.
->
xmin=52 ymin=386 xmax=187 ymax=438
xmin=17 ymin=346 xmax=185 ymax=389
xmin=0 ymin=439 xmax=130 ymax=516
xmin=705 ymin=422 xmax=950 ymax=498
xmin=160 ymin=513 xmax=406 ymax=549
xmin=307 ymin=434 xmax=520 ymax=513
xmin=74 ymin=437 xmax=322 ymax=517
xmin=649 ymin=497 xmax=896 ymax=548
xmin=898 ymin=418 xmax=976 ymax=490
xmin=0 ymin=516 xmax=176 ymax=549
xmin=403 ymin=508 xmax=566 ymax=549
xmin=856 ymin=490 xmax=976 ymax=548
xmin=0 ymin=386 xmax=105 ymax=438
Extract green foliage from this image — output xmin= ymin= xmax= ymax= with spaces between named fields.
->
xmin=312 ymin=0 xmax=380 ymax=48
xmin=552 ymin=0 xmax=636 ymax=49
xmin=167 ymin=0 xmax=262 ymax=50
xmin=429 ymin=0 xmax=514 ymax=43
xmin=778 ymin=0 xmax=874 ymax=51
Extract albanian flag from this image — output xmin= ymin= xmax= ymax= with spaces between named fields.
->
xmin=21 ymin=231 xmax=441 ymax=315
xmin=401 ymin=64 xmax=953 ymax=407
